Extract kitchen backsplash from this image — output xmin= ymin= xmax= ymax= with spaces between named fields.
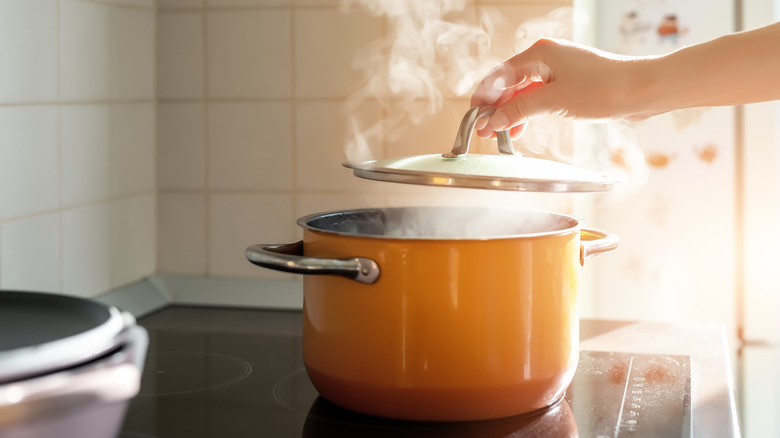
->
xmin=0 ymin=0 xmax=155 ymax=297
xmin=0 ymin=0 xmax=573 ymax=297
xmin=154 ymin=0 xmax=575 ymax=279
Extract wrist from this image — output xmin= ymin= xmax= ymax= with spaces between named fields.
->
xmin=622 ymin=55 xmax=673 ymax=119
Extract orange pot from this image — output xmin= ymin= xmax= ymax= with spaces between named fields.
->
xmin=246 ymin=206 xmax=617 ymax=422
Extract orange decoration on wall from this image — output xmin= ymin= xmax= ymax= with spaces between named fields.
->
xmin=610 ymin=148 xmax=628 ymax=170
xmin=646 ymin=152 xmax=676 ymax=168
xmin=695 ymin=143 xmax=718 ymax=163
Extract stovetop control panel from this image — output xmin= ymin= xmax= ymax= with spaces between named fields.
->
xmin=566 ymin=351 xmax=691 ymax=438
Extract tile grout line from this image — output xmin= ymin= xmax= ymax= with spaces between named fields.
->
xmin=290 ymin=2 xmax=297 ymax=237
xmin=153 ymin=0 xmax=161 ymax=275
xmin=159 ymin=4 xmax=334 ymax=12
xmin=57 ymin=0 xmax=64 ymax=293
xmin=107 ymin=2 xmax=116 ymax=291
xmin=67 ymin=0 xmax=155 ymax=12
xmin=0 ymin=192 xmax=159 ymax=227
xmin=203 ymin=4 xmax=211 ymax=276
xmin=0 ymin=99 xmax=157 ymax=109
xmin=381 ymin=8 xmax=389 ymax=163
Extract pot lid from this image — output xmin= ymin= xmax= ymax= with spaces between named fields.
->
xmin=345 ymin=106 xmax=621 ymax=193
xmin=0 ymin=290 xmax=134 ymax=384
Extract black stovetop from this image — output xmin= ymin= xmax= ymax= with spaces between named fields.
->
xmin=118 ymin=306 xmax=691 ymax=438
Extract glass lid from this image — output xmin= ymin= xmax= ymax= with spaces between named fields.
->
xmin=344 ymin=106 xmax=621 ymax=193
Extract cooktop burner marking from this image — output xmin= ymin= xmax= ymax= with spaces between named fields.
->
xmin=137 ymin=351 xmax=253 ymax=396
xmin=272 ymin=368 xmax=313 ymax=415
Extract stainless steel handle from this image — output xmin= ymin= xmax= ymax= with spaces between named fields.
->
xmin=580 ymin=228 xmax=619 ymax=266
xmin=245 ymin=241 xmax=380 ymax=284
xmin=443 ymin=105 xmax=516 ymax=158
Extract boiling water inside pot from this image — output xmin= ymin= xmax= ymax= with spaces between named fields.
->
xmin=301 ymin=207 xmax=579 ymax=239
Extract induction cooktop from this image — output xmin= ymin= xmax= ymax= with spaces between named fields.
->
xmin=118 ymin=306 xmax=691 ymax=438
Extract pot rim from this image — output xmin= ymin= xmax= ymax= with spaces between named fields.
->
xmin=296 ymin=206 xmax=585 ymax=241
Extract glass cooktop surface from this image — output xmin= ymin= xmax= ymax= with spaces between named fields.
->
xmin=118 ymin=306 xmax=691 ymax=438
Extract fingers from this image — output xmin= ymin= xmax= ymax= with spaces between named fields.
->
xmin=471 ymin=38 xmax=564 ymax=139
xmin=509 ymin=123 xmax=528 ymax=139
xmin=474 ymin=85 xmax=521 ymax=134
xmin=471 ymin=65 xmax=526 ymax=108
xmin=477 ymin=80 xmax=547 ymax=138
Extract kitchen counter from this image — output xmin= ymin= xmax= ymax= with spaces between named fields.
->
xmin=117 ymin=306 xmax=740 ymax=437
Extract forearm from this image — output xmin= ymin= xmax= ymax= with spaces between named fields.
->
xmin=472 ymin=24 xmax=780 ymax=135
xmin=639 ymin=22 xmax=780 ymax=113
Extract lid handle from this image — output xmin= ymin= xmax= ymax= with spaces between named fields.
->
xmin=443 ymin=105 xmax=516 ymax=158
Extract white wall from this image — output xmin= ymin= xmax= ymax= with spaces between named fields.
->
xmin=739 ymin=2 xmax=780 ymax=436
xmin=588 ymin=1 xmax=738 ymax=334
xmin=0 ymin=0 xmax=156 ymax=297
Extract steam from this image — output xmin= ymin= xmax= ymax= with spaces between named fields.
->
xmin=383 ymin=207 xmax=576 ymax=238
xmin=513 ymin=7 xmax=583 ymax=50
xmin=341 ymin=1 xmax=646 ymax=201
xmin=320 ymin=206 xmax=577 ymax=239
xmin=342 ymin=0 xmax=502 ymax=161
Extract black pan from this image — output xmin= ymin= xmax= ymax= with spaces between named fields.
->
xmin=0 ymin=290 xmax=134 ymax=384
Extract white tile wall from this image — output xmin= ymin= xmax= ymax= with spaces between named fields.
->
xmin=207 ymin=102 xmax=293 ymax=191
xmin=294 ymin=100 xmax=384 ymax=192
xmin=110 ymin=103 xmax=156 ymax=196
xmin=0 ymin=213 xmax=61 ymax=292
xmin=157 ymin=11 xmax=205 ymax=99
xmin=293 ymin=193 xmax=387 ymax=222
xmin=158 ymin=193 xmax=207 ymax=274
xmin=111 ymin=195 xmax=156 ymax=288
xmin=110 ymin=7 xmax=156 ymax=100
xmin=60 ymin=0 xmax=112 ymax=102
xmin=294 ymin=0 xmax=341 ymax=7
xmin=62 ymin=204 xmax=112 ymax=296
xmin=206 ymin=10 xmax=293 ymax=98
xmin=208 ymin=193 xmax=294 ymax=278
xmin=294 ymin=9 xmax=384 ymax=99
xmin=0 ymin=106 xmax=60 ymax=221
xmin=106 ymin=0 xmax=155 ymax=7
xmin=207 ymin=0 xmax=291 ymax=8
xmin=60 ymin=105 xmax=112 ymax=207
xmin=158 ymin=0 xmax=203 ymax=9
xmin=0 ymin=0 xmax=59 ymax=104
xmin=158 ymin=103 xmax=206 ymax=190
xmin=0 ymin=0 xmax=156 ymax=297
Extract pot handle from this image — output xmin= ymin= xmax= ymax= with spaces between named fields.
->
xmin=245 ymin=241 xmax=380 ymax=284
xmin=580 ymin=228 xmax=619 ymax=266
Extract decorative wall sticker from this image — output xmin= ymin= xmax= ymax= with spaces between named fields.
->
xmin=619 ymin=11 xmax=652 ymax=53
xmin=597 ymin=0 xmax=706 ymax=56
xmin=671 ymin=107 xmax=707 ymax=130
xmin=695 ymin=142 xmax=719 ymax=164
xmin=646 ymin=152 xmax=677 ymax=168
xmin=656 ymin=14 xmax=689 ymax=46
xmin=609 ymin=146 xmax=628 ymax=170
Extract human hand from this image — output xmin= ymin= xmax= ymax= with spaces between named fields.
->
xmin=471 ymin=38 xmax=657 ymax=139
